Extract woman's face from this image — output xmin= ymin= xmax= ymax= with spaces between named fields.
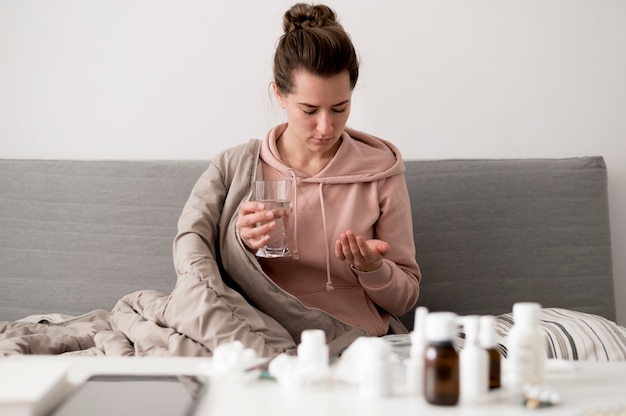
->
xmin=274 ymin=70 xmax=352 ymax=155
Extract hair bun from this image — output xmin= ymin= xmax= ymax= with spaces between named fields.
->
xmin=283 ymin=3 xmax=339 ymax=33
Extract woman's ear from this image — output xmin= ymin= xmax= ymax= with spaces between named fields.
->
xmin=272 ymin=82 xmax=286 ymax=109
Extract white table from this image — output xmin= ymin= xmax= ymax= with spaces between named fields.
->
xmin=3 ymin=356 xmax=626 ymax=416
xmin=198 ymin=360 xmax=626 ymax=416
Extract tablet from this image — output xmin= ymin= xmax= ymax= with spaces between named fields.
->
xmin=46 ymin=374 xmax=207 ymax=416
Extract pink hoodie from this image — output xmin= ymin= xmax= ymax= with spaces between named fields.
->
xmin=258 ymin=123 xmax=421 ymax=336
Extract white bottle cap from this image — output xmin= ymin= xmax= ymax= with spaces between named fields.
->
xmin=410 ymin=307 xmax=429 ymax=359
xmin=513 ymin=302 xmax=541 ymax=325
xmin=413 ymin=306 xmax=429 ymax=330
xmin=298 ymin=329 xmax=329 ymax=370
xmin=479 ymin=315 xmax=497 ymax=348
xmin=301 ymin=329 xmax=326 ymax=346
xmin=425 ymin=312 xmax=458 ymax=342
xmin=463 ymin=315 xmax=480 ymax=343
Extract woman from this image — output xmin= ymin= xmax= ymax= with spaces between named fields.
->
xmin=174 ymin=3 xmax=421 ymax=358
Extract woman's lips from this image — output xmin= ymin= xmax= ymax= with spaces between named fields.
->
xmin=311 ymin=137 xmax=333 ymax=144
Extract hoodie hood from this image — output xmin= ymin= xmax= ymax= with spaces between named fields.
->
xmin=260 ymin=123 xmax=405 ymax=183
xmin=259 ymin=123 xmax=406 ymax=292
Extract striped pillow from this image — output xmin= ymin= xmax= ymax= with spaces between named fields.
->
xmin=495 ymin=308 xmax=626 ymax=361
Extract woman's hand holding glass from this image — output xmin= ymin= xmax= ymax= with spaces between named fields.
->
xmin=236 ymin=201 xmax=291 ymax=256
xmin=335 ymin=230 xmax=390 ymax=272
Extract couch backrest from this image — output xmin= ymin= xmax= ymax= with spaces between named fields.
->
xmin=401 ymin=156 xmax=614 ymax=329
xmin=0 ymin=160 xmax=207 ymax=321
xmin=0 ymin=157 xmax=615 ymax=328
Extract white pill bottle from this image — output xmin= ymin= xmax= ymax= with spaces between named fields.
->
xmin=506 ymin=302 xmax=546 ymax=387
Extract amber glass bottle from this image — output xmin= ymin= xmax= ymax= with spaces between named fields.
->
xmin=423 ymin=312 xmax=459 ymax=406
xmin=480 ymin=315 xmax=502 ymax=390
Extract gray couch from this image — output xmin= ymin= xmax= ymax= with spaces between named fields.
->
xmin=0 ymin=157 xmax=615 ymax=331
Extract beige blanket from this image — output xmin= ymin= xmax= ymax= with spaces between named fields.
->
xmin=0 ymin=273 xmax=296 ymax=357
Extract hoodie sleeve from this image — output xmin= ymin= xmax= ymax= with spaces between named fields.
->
xmin=352 ymin=173 xmax=421 ymax=316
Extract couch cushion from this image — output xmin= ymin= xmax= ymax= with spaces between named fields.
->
xmin=385 ymin=308 xmax=626 ymax=361
xmin=0 ymin=160 xmax=209 ymax=321
xmin=401 ymin=157 xmax=614 ymax=329
xmin=496 ymin=308 xmax=626 ymax=361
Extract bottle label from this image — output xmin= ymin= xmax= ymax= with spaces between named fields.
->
xmin=508 ymin=334 xmax=545 ymax=385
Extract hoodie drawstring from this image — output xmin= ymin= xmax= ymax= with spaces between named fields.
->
xmin=318 ymin=183 xmax=335 ymax=291
xmin=287 ymin=170 xmax=334 ymax=291
xmin=288 ymin=170 xmax=300 ymax=261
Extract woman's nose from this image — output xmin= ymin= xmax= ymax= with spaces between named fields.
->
xmin=316 ymin=112 xmax=333 ymax=136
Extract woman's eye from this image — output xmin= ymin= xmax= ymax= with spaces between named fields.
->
xmin=301 ymin=107 xmax=346 ymax=115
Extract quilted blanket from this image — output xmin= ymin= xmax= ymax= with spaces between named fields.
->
xmin=0 ymin=274 xmax=296 ymax=357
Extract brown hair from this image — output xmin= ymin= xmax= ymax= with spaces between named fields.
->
xmin=273 ymin=3 xmax=359 ymax=95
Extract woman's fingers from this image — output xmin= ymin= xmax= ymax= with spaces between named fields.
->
xmin=335 ymin=230 xmax=387 ymax=272
xmin=237 ymin=201 xmax=288 ymax=250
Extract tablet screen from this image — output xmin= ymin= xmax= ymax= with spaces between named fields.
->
xmin=46 ymin=374 xmax=206 ymax=416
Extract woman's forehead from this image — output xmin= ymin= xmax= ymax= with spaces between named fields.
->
xmin=288 ymin=70 xmax=352 ymax=103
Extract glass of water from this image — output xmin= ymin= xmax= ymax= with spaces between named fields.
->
xmin=253 ymin=180 xmax=292 ymax=258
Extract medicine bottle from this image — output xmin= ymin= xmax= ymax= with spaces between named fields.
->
xmin=507 ymin=302 xmax=546 ymax=387
xmin=460 ymin=315 xmax=489 ymax=403
xmin=358 ymin=338 xmax=393 ymax=398
xmin=423 ymin=312 xmax=459 ymax=406
xmin=479 ymin=315 xmax=502 ymax=389
xmin=406 ymin=306 xmax=428 ymax=395
xmin=297 ymin=329 xmax=329 ymax=383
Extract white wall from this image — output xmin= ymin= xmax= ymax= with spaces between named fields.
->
xmin=2 ymin=0 xmax=625 ymax=325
